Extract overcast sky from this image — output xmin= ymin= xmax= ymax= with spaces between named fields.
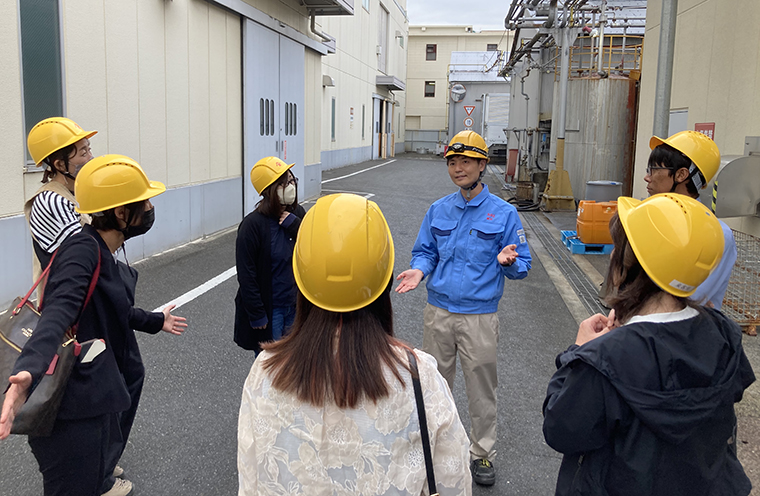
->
xmin=406 ymin=0 xmax=509 ymax=31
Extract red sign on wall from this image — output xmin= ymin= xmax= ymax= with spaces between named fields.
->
xmin=695 ymin=122 xmax=715 ymax=140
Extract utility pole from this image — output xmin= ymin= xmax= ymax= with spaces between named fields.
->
xmin=653 ymin=0 xmax=678 ymax=138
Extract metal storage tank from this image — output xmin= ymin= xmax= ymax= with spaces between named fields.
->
xmin=549 ymin=76 xmax=637 ymax=200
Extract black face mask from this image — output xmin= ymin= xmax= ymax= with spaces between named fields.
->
xmin=122 ymin=207 xmax=155 ymax=241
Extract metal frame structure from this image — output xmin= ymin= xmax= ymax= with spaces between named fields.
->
xmin=499 ymin=0 xmax=646 ymax=210
xmin=501 ymin=0 xmax=646 ymax=76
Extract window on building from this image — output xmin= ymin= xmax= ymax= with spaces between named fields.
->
xmin=378 ymin=6 xmax=389 ymax=73
xmin=331 ymin=97 xmax=336 ymax=141
xmin=424 ymin=81 xmax=435 ymax=98
xmin=487 ymin=43 xmax=498 ymax=51
xmin=260 ymin=99 xmax=265 ymax=135
xmin=292 ymin=103 xmax=297 ymax=135
xmin=270 ymin=100 xmax=275 ymax=135
xmin=284 ymin=102 xmax=297 ymax=136
xmin=20 ymin=0 xmax=64 ymax=168
xmin=426 ymin=44 xmax=437 ymax=61
xmin=363 ymin=0 xmax=370 ymax=12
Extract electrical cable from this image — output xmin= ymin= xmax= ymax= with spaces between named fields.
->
xmin=505 ymin=196 xmax=542 ymax=211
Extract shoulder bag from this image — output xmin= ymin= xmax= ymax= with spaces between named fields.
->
xmin=1 ymin=238 xmax=101 ymax=437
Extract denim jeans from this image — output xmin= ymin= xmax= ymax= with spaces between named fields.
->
xmin=271 ymin=305 xmax=296 ymax=341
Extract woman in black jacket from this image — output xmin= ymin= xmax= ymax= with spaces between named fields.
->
xmin=0 ymin=155 xmax=186 ymax=496
xmin=234 ymin=157 xmax=306 ymax=353
xmin=543 ymin=193 xmax=754 ymax=496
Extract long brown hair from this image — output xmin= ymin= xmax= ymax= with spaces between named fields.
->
xmin=604 ymin=213 xmax=691 ymax=323
xmin=256 ymin=170 xmax=298 ymax=219
xmin=261 ymin=284 xmax=412 ymax=408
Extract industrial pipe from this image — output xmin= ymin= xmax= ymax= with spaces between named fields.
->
xmin=596 ymin=0 xmax=607 ymax=72
xmin=544 ymin=0 xmax=558 ymax=28
xmin=653 ymin=0 xmax=678 ymax=138
xmin=309 ymin=12 xmax=332 ymax=43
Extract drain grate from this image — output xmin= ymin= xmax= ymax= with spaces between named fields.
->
xmin=522 ymin=212 xmax=610 ymax=317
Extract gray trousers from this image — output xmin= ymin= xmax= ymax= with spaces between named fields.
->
xmin=422 ymin=303 xmax=499 ymax=461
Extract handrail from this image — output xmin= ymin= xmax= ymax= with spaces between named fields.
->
xmin=553 ymin=34 xmax=644 ymax=80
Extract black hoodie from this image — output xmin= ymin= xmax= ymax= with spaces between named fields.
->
xmin=543 ymin=306 xmax=754 ymax=496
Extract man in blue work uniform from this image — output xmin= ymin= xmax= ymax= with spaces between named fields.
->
xmin=396 ymin=130 xmax=531 ymax=486
xmin=644 ymin=130 xmax=736 ymax=309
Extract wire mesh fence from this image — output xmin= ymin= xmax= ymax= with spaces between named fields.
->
xmin=723 ymin=230 xmax=760 ymax=332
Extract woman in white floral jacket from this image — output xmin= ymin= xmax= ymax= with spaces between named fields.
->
xmin=238 ymin=193 xmax=471 ymax=496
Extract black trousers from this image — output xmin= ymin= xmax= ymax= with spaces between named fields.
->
xmin=105 ymin=344 xmax=145 ymax=483
xmin=29 ymin=415 xmax=111 ymax=496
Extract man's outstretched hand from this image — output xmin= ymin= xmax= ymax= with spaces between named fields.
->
xmin=395 ymin=269 xmax=424 ymax=294
xmin=498 ymin=244 xmax=518 ymax=266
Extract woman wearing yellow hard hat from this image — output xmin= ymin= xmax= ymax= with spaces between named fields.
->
xmin=237 ymin=193 xmax=471 ymax=495
xmin=543 ymin=193 xmax=753 ymax=495
xmin=1 ymin=155 xmax=187 ymax=496
xmin=234 ymin=157 xmax=306 ymax=353
xmin=24 ymin=117 xmax=97 ymax=281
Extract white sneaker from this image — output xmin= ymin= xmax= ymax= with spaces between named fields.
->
xmin=101 ymin=478 xmax=133 ymax=496
xmin=113 ymin=465 xmax=124 ymax=478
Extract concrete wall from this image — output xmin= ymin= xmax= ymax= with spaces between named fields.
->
xmin=634 ymin=0 xmax=760 ymax=236
xmin=318 ymin=0 xmax=408 ymax=168
xmin=0 ymin=1 xmax=25 ymax=224
xmin=0 ymin=0 xmax=245 ymax=307
xmin=4 ymin=0 xmax=244 ymax=208
xmin=407 ymin=27 xmax=511 ymax=131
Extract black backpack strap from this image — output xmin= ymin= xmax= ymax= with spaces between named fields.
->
xmin=407 ymin=349 xmax=438 ymax=496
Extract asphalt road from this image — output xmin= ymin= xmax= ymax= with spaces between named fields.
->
xmin=0 ymin=155 xmax=579 ymax=495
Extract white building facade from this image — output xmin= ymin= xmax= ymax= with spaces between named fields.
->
xmin=0 ymin=0 xmax=407 ymax=307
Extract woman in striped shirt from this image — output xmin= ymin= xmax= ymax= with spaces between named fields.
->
xmin=24 ymin=117 xmax=97 ymax=278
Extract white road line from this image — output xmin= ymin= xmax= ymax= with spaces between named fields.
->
xmin=153 ymin=267 xmax=237 ymax=312
xmin=321 ymin=159 xmax=397 ymax=184
xmin=322 ymin=189 xmax=375 ymax=199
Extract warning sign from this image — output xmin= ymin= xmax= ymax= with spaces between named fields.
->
xmin=464 ymin=117 xmax=474 ymax=128
xmin=464 ymin=105 xmax=475 ymax=116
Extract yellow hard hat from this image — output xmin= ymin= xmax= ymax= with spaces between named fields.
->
xmin=75 ymin=155 xmax=166 ymax=214
xmin=250 ymin=156 xmax=294 ymax=194
xmin=649 ymin=130 xmax=720 ymax=187
xmin=445 ymin=130 xmax=489 ymax=161
xmin=617 ymin=193 xmax=724 ymax=297
xmin=27 ymin=117 xmax=97 ymax=165
xmin=293 ymin=193 xmax=395 ymax=313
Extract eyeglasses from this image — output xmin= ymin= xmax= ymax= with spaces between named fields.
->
xmin=645 ymin=165 xmax=670 ymax=175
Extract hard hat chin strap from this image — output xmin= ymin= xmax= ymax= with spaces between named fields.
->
xmin=463 ymin=179 xmax=480 ymax=200
xmin=669 ymin=164 xmax=704 ymax=193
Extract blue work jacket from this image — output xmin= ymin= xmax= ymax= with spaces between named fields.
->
xmin=691 ymin=219 xmax=737 ymax=310
xmin=410 ymin=184 xmax=531 ymax=314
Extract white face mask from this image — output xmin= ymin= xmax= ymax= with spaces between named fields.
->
xmin=277 ymin=183 xmax=296 ymax=205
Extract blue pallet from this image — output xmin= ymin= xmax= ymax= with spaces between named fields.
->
xmin=561 ymin=230 xmax=613 ymax=255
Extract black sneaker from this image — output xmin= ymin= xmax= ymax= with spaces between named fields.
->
xmin=471 ymin=458 xmax=496 ymax=486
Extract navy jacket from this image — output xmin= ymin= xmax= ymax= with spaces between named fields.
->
xmin=234 ymin=206 xmax=305 ymax=352
xmin=543 ymin=307 xmax=754 ymax=496
xmin=12 ymin=226 xmax=163 ymax=420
